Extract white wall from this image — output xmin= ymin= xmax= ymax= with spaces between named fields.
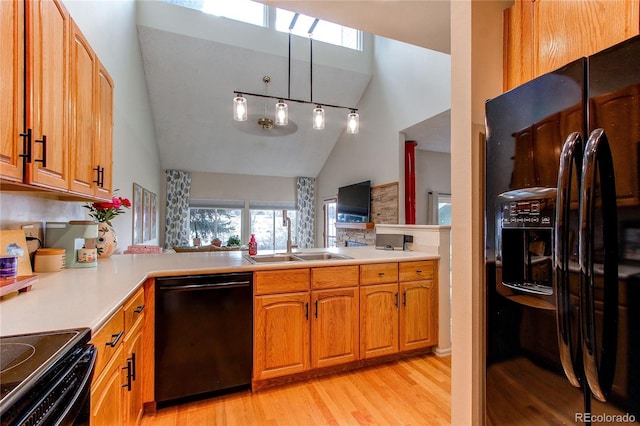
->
xmin=189 ymin=172 xmax=295 ymax=202
xmin=0 ymin=1 xmax=160 ymax=251
xmin=415 ymin=150 xmax=451 ymax=225
xmin=315 ymin=35 xmax=451 ymax=243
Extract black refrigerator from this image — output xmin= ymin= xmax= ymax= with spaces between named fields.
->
xmin=485 ymin=36 xmax=640 ymax=424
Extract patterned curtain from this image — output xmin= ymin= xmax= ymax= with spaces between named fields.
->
xmin=164 ymin=170 xmax=192 ymax=248
xmin=296 ymin=177 xmax=315 ymax=248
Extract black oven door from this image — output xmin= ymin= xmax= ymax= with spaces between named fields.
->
xmin=1 ymin=344 xmax=97 ymax=426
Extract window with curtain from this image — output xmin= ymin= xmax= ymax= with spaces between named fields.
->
xmin=189 ymin=199 xmax=243 ymax=246
xmin=249 ymin=201 xmax=296 ymax=251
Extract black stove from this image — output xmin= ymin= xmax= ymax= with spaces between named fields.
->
xmin=0 ymin=328 xmax=96 ymax=426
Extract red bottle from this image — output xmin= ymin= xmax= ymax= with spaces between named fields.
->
xmin=248 ymin=234 xmax=258 ymax=256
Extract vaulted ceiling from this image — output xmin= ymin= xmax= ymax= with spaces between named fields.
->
xmin=137 ymin=1 xmax=451 ymax=178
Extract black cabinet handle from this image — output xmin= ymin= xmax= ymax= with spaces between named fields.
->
xmin=315 ymin=300 xmax=318 ymax=319
xmin=378 ymin=272 xmax=385 ymax=277
xmin=99 ymin=166 xmax=105 ymax=187
xmin=106 ymin=330 xmax=123 ymax=347
xmin=305 ymin=302 xmax=309 ymax=320
xmin=131 ymin=352 xmax=137 ymax=381
xmin=416 ymin=270 xmax=423 ymax=274
xmin=134 ymin=304 xmax=145 ymax=314
xmin=395 ymin=292 xmax=399 ymax=308
xmin=122 ymin=359 xmax=132 ymax=391
xmin=35 ymin=134 xmax=46 ymax=167
xmin=403 ymin=290 xmax=407 ymax=307
xmin=19 ymin=128 xmax=32 ymax=163
xmin=93 ymin=166 xmax=101 ymax=184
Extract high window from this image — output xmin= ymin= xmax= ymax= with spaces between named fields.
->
xmin=162 ymin=0 xmax=361 ymax=50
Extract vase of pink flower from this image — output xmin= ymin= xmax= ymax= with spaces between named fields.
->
xmin=84 ymin=194 xmax=131 ymax=258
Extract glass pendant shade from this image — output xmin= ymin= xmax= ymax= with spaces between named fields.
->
xmin=313 ymin=105 xmax=325 ymax=129
xmin=275 ymin=100 xmax=288 ymax=126
xmin=347 ymin=110 xmax=359 ymax=134
xmin=233 ymin=95 xmax=247 ymax=121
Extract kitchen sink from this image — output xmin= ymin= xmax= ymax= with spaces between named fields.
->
xmin=244 ymin=252 xmax=352 ymax=264
xmin=243 ymin=254 xmax=301 ymax=263
xmin=292 ymin=252 xmax=353 ymax=261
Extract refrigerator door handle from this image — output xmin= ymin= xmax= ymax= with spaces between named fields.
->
xmin=579 ymin=128 xmax=619 ymax=403
xmin=554 ymin=132 xmax=583 ymax=388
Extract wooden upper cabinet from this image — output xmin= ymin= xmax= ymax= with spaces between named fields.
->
xmin=26 ymin=0 xmax=69 ymax=190
xmin=504 ymin=0 xmax=640 ymax=90
xmin=1 ymin=0 xmax=114 ymax=201
xmin=0 ymin=0 xmax=24 ymax=182
xmin=69 ymin=19 xmax=97 ymax=197
xmin=95 ymin=62 xmax=114 ymax=200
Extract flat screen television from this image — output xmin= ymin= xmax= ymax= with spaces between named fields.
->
xmin=337 ymin=180 xmax=371 ymax=223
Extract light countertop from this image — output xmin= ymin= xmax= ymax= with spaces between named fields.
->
xmin=0 ymin=246 xmax=437 ymax=337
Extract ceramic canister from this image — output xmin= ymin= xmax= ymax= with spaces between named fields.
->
xmin=0 ymin=255 xmax=18 ymax=279
xmin=34 ymin=248 xmax=66 ymax=272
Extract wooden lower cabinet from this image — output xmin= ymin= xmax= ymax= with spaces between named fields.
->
xmin=399 ymin=280 xmax=437 ymax=351
xmin=359 ymin=283 xmax=399 ymax=359
xmin=311 ymin=287 xmax=359 ymax=368
xmin=90 ymin=287 xmax=145 ymax=425
xmin=254 ymin=292 xmax=310 ymax=380
xmin=90 ymin=344 xmax=124 ymax=426
xmin=123 ymin=319 xmax=143 ymax=425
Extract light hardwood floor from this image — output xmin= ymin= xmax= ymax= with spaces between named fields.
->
xmin=141 ymin=354 xmax=451 ymax=425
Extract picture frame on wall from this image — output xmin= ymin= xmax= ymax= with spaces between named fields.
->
xmin=143 ymin=189 xmax=151 ymax=242
xmin=150 ymin=192 xmax=158 ymax=240
xmin=132 ymin=183 xmax=144 ymax=244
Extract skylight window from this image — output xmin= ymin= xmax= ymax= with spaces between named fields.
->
xmin=162 ymin=0 xmax=361 ymax=50
xmin=164 ymin=0 xmax=267 ymax=27
xmin=275 ymin=9 xmax=361 ymax=51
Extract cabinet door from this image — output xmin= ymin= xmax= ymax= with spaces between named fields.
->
xmin=359 ymin=283 xmax=398 ymax=359
xmin=0 ymin=0 xmax=24 ymax=182
xmin=311 ymin=288 xmax=359 ymax=368
xmin=254 ymin=292 xmax=310 ymax=380
xmin=26 ymin=0 xmax=69 ymax=190
xmin=505 ymin=0 xmax=640 ymax=88
xmin=399 ymin=281 xmax=438 ymax=351
xmin=95 ymin=62 xmax=113 ymax=200
xmin=90 ymin=343 xmax=124 ymax=426
xmin=68 ymin=20 xmax=96 ymax=197
xmin=123 ymin=320 xmax=143 ymax=426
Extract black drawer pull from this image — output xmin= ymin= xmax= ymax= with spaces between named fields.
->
xmin=106 ymin=330 xmax=123 ymax=347
xmin=134 ymin=304 xmax=145 ymax=314
xmin=416 ymin=270 xmax=423 ymax=273
xmin=378 ymin=272 xmax=385 ymax=277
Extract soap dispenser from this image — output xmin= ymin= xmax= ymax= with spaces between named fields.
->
xmin=248 ymin=234 xmax=258 ymax=256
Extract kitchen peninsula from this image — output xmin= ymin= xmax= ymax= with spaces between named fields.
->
xmin=0 ymin=246 xmax=440 ymax=423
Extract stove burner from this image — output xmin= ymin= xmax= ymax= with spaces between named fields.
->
xmin=1 ymin=343 xmax=36 ymax=374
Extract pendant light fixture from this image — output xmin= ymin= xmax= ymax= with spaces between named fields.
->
xmin=233 ymin=94 xmax=247 ymax=121
xmin=232 ymin=14 xmax=359 ymax=133
xmin=275 ymin=100 xmax=288 ymax=126
xmin=347 ymin=110 xmax=359 ymax=134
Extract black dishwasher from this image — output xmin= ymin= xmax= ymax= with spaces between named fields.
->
xmin=155 ymin=272 xmax=253 ymax=405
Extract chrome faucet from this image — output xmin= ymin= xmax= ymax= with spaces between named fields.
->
xmin=282 ymin=210 xmax=298 ymax=253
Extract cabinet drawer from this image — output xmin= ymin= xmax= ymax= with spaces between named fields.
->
xmin=91 ymin=308 xmax=124 ymax=379
xmin=399 ymin=261 xmax=435 ymax=282
xmin=123 ymin=287 xmax=145 ymax=334
xmin=255 ymin=269 xmax=310 ymax=295
xmin=360 ymin=263 xmax=398 ymax=285
xmin=311 ymin=265 xmax=359 ymax=289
